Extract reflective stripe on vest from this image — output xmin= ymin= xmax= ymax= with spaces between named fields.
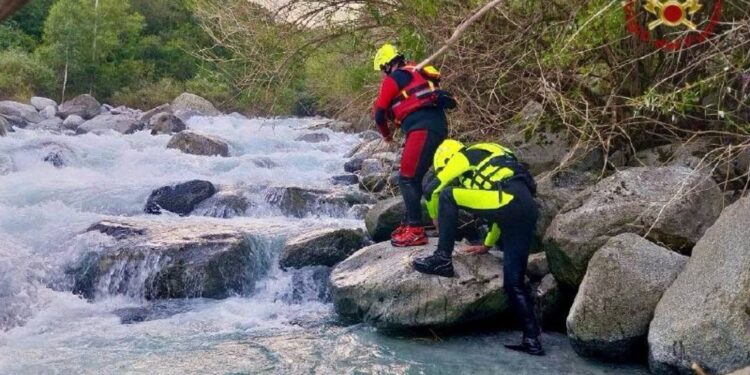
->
xmin=459 ymin=143 xmax=519 ymax=190
xmin=388 ymin=65 xmax=439 ymax=123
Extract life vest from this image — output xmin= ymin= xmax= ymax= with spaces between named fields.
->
xmin=388 ymin=65 xmax=441 ymax=124
xmin=459 ymin=143 xmax=536 ymax=195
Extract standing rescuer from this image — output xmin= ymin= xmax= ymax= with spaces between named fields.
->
xmin=413 ymin=139 xmax=545 ymax=356
xmin=372 ymin=43 xmax=456 ymax=247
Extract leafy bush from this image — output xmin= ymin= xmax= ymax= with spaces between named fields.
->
xmin=0 ymin=50 xmax=55 ymax=101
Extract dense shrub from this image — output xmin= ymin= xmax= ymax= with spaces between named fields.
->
xmin=0 ymin=50 xmax=55 ymax=101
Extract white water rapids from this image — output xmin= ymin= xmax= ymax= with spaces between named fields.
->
xmin=0 ymin=115 xmax=648 ymax=374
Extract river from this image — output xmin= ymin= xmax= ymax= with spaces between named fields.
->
xmin=0 ymin=115 xmax=649 ymax=374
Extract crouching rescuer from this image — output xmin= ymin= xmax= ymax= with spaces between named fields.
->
xmin=413 ymin=139 xmax=545 ymax=356
xmin=372 ymin=43 xmax=456 ymax=247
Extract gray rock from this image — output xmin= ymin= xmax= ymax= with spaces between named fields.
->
xmin=330 ymin=174 xmax=359 ymax=186
xmin=359 ymin=173 xmax=389 ymax=193
xmin=0 ymin=154 xmax=13 ymax=174
xmin=648 ymin=197 xmax=750 ymax=375
xmin=535 ymin=274 xmax=567 ymax=330
xmin=628 ymin=140 xmax=710 ymax=169
xmin=500 ymin=101 xmax=570 ymax=175
xmin=70 ymin=219 xmax=277 ymax=300
xmin=279 ymin=228 xmax=368 ymax=269
xmin=250 ymin=157 xmax=277 ymax=169
xmin=534 ymin=170 xmax=597 ymax=252
xmin=58 ymin=94 xmax=101 ymax=120
xmin=0 ymin=101 xmax=42 ymax=124
xmin=567 ymin=234 xmax=687 ymax=361
xmin=527 ymin=252 xmax=549 ymax=282
xmin=344 ymin=156 xmax=365 ymax=173
xmin=359 ymin=130 xmax=382 ymax=142
xmin=39 ymin=106 xmax=57 ymax=119
xmin=346 ymin=138 xmax=398 ymax=160
xmin=172 ymin=93 xmax=220 ymax=116
xmin=62 ymin=115 xmax=85 ymax=131
xmin=192 ymin=186 xmax=251 ymax=218
xmin=77 ymin=114 xmax=144 ymax=135
xmin=264 ymin=186 xmax=372 ymax=218
xmin=27 ymin=117 xmax=63 ymax=132
xmin=30 ymin=97 xmax=57 ymax=111
xmin=0 ymin=116 xmax=9 ymax=136
xmin=295 ymin=132 xmax=330 ymax=143
xmin=365 ymin=197 xmax=405 ymax=242
xmin=360 ymin=158 xmax=384 ymax=175
xmin=139 ymin=104 xmax=172 ymax=124
xmin=149 ymin=112 xmax=186 ymax=135
xmin=544 ymin=166 xmax=722 ymax=288
xmin=348 ymin=204 xmax=370 ymax=220
xmin=166 ymin=131 xmax=229 ymax=157
xmin=726 ymin=367 xmax=750 ymax=375
xmin=331 ymin=238 xmax=509 ymax=329
xmin=144 ymin=180 xmax=216 ymax=216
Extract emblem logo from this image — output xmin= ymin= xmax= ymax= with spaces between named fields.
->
xmin=624 ymin=0 xmax=722 ymax=50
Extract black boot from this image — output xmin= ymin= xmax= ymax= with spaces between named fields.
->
xmin=504 ymin=336 xmax=545 ymax=356
xmin=412 ymin=254 xmax=454 ymax=277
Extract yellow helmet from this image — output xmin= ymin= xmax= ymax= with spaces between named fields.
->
xmin=433 ymin=139 xmax=465 ymax=171
xmin=373 ymin=43 xmax=400 ymax=71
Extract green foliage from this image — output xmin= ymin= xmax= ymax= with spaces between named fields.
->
xmin=4 ymin=0 xmax=56 ymax=41
xmin=0 ymin=50 xmax=55 ymax=101
xmin=0 ymin=25 xmax=37 ymax=52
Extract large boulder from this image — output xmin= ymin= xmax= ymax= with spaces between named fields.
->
xmin=365 ymin=197 xmax=406 ymax=242
xmin=544 ymin=166 xmax=722 ymax=288
xmin=27 ymin=117 xmax=63 ymax=132
xmin=39 ymin=105 xmax=57 ymax=120
xmin=171 ymin=93 xmax=220 ymax=116
xmin=167 ymin=131 xmax=229 ymax=157
xmin=265 ymin=186 xmax=373 ymax=218
xmin=144 ymin=180 xmax=217 ymax=216
xmin=648 ymin=197 xmax=750 ymax=375
xmin=58 ymin=94 xmax=101 ymax=120
xmin=330 ymin=239 xmax=509 ymax=329
xmin=148 ymin=112 xmax=186 ymax=135
xmin=567 ymin=234 xmax=687 ymax=361
xmin=0 ymin=101 xmax=43 ymax=124
xmin=279 ymin=228 xmax=368 ymax=269
xmin=62 ymin=115 xmax=85 ymax=131
xmin=76 ymin=114 xmax=144 ymax=135
xmin=69 ymin=219 xmax=277 ymax=299
xmin=30 ymin=96 xmax=57 ymax=111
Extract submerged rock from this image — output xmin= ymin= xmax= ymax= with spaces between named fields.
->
xmin=544 ymin=166 xmax=722 ymax=288
xmin=0 ymin=101 xmax=43 ymax=124
xmin=648 ymin=197 xmax=750 ymax=375
xmin=172 ymin=93 xmax=220 ymax=116
xmin=567 ymin=234 xmax=687 ymax=362
xmin=149 ymin=112 xmax=186 ymax=135
xmin=279 ymin=228 xmax=368 ymax=269
xmin=192 ymin=186 xmax=252 ymax=218
xmin=70 ymin=219 xmax=276 ymax=300
xmin=295 ymin=132 xmax=330 ymax=143
xmin=167 ymin=131 xmax=229 ymax=157
xmin=265 ymin=186 xmax=373 ymax=218
xmin=144 ymin=180 xmax=217 ymax=216
xmin=330 ymin=239 xmax=508 ymax=329
xmin=58 ymin=94 xmax=101 ymax=120
xmin=77 ymin=114 xmax=144 ymax=135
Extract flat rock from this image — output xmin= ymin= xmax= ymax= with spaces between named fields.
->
xmin=544 ymin=166 xmax=722 ymax=288
xmin=648 ymin=197 xmax=750 ymax=375
xmin=77 ymin=114 xmax=144 ymax=135
xmin=567 ymin=234 xmax=687 ymax=361
xmin=69 ymin=219 xmax=281 ymax=300
xmin=58 ymin=94 xmax=101 ymax=119
xmin=279 ymin=228 xmax=368 ymax=269
xmin=330 ymin=238 xmax=509 ymax=329
xmin=0 ymin=101 xmax=42 ymax=124
xmin=167 ymin=131 xmax=229 ymax=157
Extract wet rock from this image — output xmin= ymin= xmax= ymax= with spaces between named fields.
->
xmin=360 ymin=158 xmax=384 ymax=175
xmin=331 ymin=238 xmax=509 ymax=329
xmin=288 ymin=266 xmax=332 ymax=303
xmin=71 ymin=219 xmax=277 ymax=299
xmin=0 ymin=154 xmax=13 ymax=174
xmin=192 ymin=186 xmax=251 ymax=218
xmin=138 ymin=104 xmax=172 ymax=124
xmin=535 ymin=274 xmax=567 ymax=330
xmin=27 ymin=117 xmax=62 ymax=132
xmin=39 ymin=106 xmax=57 ymax=119
xmin=359 ymin=173 xmax=389 ymax=193
xmin=62 ymin=115 xmax=85 ymax=131
xmin=58 ymin=94 xmax=101 ymax=120
xmin=365 ymin=197 xmax=404 ymax=242
xmin=567 ymin=234 xmax=687 ymax=361
xmin=166 ymin=131 xmax=229 ymax=157
xmin=265 ymin=186 xmax=328 ymax=218
xmin=348 ymin=204 xmax=370 ymax=219
xmin=0 ymin=101 xmax=42 ymax=124
xmin=344 ymin=156 xmax=365 ymax=173
xmin=279 ymin=228 xmax=368 ymax=269
xmin=30 ymin=96 xmax=57 ymax=111
xmin=345 ymin=138 xmax=397 ymax=160
xmin=544 ymin=166 xmax=722 ymax=288
xmin=148 ymin=112 xmax=186 ymax=135
xmin=527 ymin=253 xmax=549 ymax=282
xmin=172 ymin=93 xmax=220 ymax=116
xmin=295 ymin=132 xmax=330 ymax=143
xmin=649 ymin=197 xmax=750 ymax=375
xmin=330 ymin=174 xmax=359 ymax=186
xmin=77 ymin=114 xmax=144 ymax=135
xmin=359 ymin=130 xmax=381 ymax=142
xmin=0 ymin=116 xmax=9 ymax=136
xmin=145 ymin=180 xmax=216 ymax=216
xmin=250 ymin=157 xmax=277 ymax=169
xmin=22 ymin=141 xmax=75 ymax=168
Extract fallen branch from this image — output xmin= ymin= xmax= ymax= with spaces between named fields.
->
xmin=415 ymin=0 xmax=504 ymax=70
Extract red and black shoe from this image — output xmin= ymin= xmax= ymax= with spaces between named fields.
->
xmin=391 ymin=223 xmax=408 ymax=237
xmin=391 ymin=225 xmax=428 ymax=247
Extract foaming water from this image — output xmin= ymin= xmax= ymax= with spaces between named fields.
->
xmin=0 ymin=116 xmax=647 ymax=374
